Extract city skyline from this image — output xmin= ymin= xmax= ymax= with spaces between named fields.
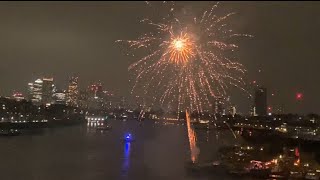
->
xmin=0 ymin=2 xmax=320 ymax=114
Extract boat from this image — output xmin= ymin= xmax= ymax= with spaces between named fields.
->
xmin=289 ymin=171 xmax=304 ymax=179
xmin=305 ymin=171 xmax=320 ymax=180
xmin=124 ymin=133 xmax=135 ymax=142
xmin=269 ymin=172 xmax=288 ymax=179
xmin=96 ymin=125 xmax=112 ymax=131
xmin=193 ymin=122 xmax=209 ymax=130
xmin=0 ymin=129 xmax=21 ymax=136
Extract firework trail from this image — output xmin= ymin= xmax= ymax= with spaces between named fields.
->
xmin=117 ymin=1 xmax=251 ymax=113
xmin=224 ymin=121 xmax=237 ymax=139
xmin=138 ymin=109 xmax=145 ymax=121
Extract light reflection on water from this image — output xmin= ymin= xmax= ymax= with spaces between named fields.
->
xmin=186 ymin=110 xmax=200 ymax=163
xmin=121 ymin=142 xmax=131 ymax=178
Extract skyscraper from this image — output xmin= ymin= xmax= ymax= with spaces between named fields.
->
xmin=86 ymin=81 xmax=105 ymax=110
xmin=88 ymin=81 xmax=103 ymax=99
xmin=28 ymin=79 xmax=43 ymax=105
xmin=96 ymin=81 xmax=103 ymax=99
xmin=52 ymin=90 xmax=66 ymax=105
xmin=42 ymin=78 xmax=54 ymax=104
xmin=67 ymin=76 xmax=79 ymax=107
xmin=254 ymin=87 xmax=267 ymax=116
xmin=27 ymin=83 xmax=34 ymax=100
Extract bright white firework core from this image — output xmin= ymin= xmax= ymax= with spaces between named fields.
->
xmin=173 ymin=40 xmax=184 ymax=51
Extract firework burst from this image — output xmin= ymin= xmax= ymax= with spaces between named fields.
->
xmin=117 ymin=1 xmax=251 ymax=113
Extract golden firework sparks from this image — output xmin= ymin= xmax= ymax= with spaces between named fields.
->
xmin=116 ymin=1 xmax=251 ymax=113
xmin=168 ymin=32 xmax=195 ymax=65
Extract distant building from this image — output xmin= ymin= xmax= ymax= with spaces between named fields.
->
xmin=52 ymin=90 xmax=66 ymax=105
xmin=66 ymin=76 xmax=79 ymax=107
xmin=28 ymin=79 xmax=43 ymax=105
xmin=88 ymin=81 xmax=103 ymax=99
xmin=27 ymin=78 xmax=55 ymax=105
xmin=103 ymin=91 xmax=115 ymax=109
xmin=78 ymin=90 xmax=89 ymax=109
xmin=42 ymin=78 xmax=54 ymax=104
xmin=96 ymin=81 xmax=103 ymax=99
xmin=88 ymin=97 xmax=104 ymax=110
xmin=254 ymin=87 xmax=267 ymax=116
xmin=12 ymin=92 xmax=25 ymax=101
xmin=86 ymin=81 xmax=105 ymax=110
xmin=27 ymin=83 xmax=33 ymax=100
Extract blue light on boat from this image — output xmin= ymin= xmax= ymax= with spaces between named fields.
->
xmin=125 ymin=133 xmax=132 ymax=140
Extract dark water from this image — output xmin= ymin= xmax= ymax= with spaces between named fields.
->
xmin=0 ymin=119 xmax=241 ymax=180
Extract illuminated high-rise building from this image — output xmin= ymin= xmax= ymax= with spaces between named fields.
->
xmin=42 ymin=78 xmax=54 ymax=104
xmin=53 ymin=90 xmax=66 ymax=105
xmin=88 ymin=85 xmax=96 ymax=99
xmin=103 ymin=90 xmax=115 ymax=109
xmin=27 ymin=83 xmax=34 ymax=100
xmin=67 ymin=76 xmax=79 ymax=107
xmin=254 ymin=87 xmax=267 ymax=116
xmin=28 ymin=79 xmax=43 ymax=105
xmin=88 ymin=81 xmax=103 ymax=99
xmin=86 ymin=81 xmax=105 ymax=110
xmin=96 ymin=81 xmax=103 ymax=99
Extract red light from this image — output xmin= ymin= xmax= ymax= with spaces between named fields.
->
xmin=268 ymin=106 xmax=272 ymax=111
xmin=253 ymin=80 xmax=256 ymax=84
xmin=295 ymin=147 xmax=300 ymax=157
xmin=296 ymin=93 xmax=303 ymax=100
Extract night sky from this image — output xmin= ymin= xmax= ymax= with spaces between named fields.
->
xmin=0 ymin=1 xmax=320 ymax=114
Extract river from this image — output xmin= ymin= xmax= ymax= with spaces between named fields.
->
xmin=0 ymin=119 xmax=244 ymax=180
